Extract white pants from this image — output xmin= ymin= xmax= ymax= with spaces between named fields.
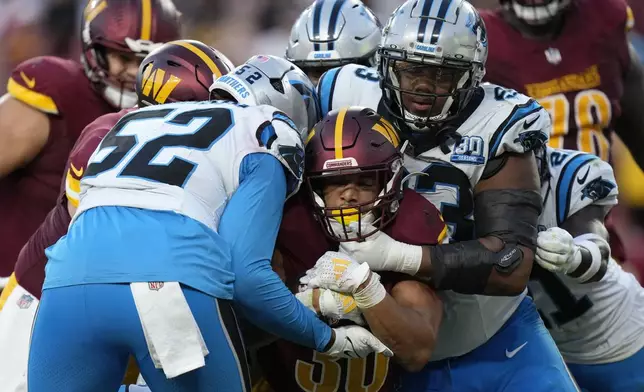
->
xmin=0 ymin=281 xmax=39 ymax=392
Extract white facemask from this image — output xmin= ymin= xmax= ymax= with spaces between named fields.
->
xmin=103 ymin=84 xmax=137 ymax=109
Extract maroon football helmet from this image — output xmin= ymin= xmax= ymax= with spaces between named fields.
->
xmin=305 ymin=106 xmax=404 ymax=242
xmin=81 ymin=0 xmax=182 ymax=108
xmin=136 ymin=40 xmax=234 ymax=106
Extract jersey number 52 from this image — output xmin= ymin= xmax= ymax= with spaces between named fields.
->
xmin=85 ymin=107 xmax=234 ymax=188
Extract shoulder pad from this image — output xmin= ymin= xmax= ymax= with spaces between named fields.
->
xmin=592 ymin=0 xmax=633 ymax=32
xmin=65 ymin=109 xmax=129 ymax=206
xmin=7 ymin=57 xmax=84 ymax=116
xmin=478 ymin=84 xmax=551 ymax=158
xmin=254 ymin=105 xmax=305 ymax=198
xmin=387 ymin=188 xmax=448 ymax=246
xmin=548 ymin=148 xmax=618 ymax=225
xmin=317 ymin=64 xmax=382 ymax=117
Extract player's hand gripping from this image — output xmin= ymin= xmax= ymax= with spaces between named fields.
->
xmin=296 ymin=287 xmax=366 ymax=326
xmin=300 ymin=251 xmax=386 ymax=310
xmin=535 ymin=227 xmax=581 ymax=274
xmin=325 ymin=325 xmax=393 ymax=359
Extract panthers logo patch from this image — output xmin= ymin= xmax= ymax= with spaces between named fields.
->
xmin=581 ymin=177 xmax=615 ymax=201
xmin=514 ymin=130 xmax=548 ymax=153
xmin=278 ymin=144 xmax=305 ymax=195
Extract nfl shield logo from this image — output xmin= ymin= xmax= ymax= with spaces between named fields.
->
xmin=16 ymin=294 xmax=34 ymax=309
xmin=256 ymin=55 xmax=270 ymax=63
xmin=148 ymin=282 xmax=164 ymax=291
xmin=544 ymin=48 xmax=562 ymax=65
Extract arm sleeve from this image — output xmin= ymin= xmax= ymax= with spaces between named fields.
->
xmin=14 ymin=201 xmax=71 ymax=298
xmin=219 ymin=152 xmax=332 ymax=352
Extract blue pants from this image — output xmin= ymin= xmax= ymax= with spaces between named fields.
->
xmin=567 ymin=346 xmax=644 ymax=392
xmin=28 ymin=284 xmax=250 ymax=392
xmin=398 ymin=297 xmax=579 ymax=392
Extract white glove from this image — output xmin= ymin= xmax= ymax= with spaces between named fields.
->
xmin=338 ymin=217 xmax=422 ymax=275
xmin=301 ymin=251 xmax=387 ymax=309
xmin=296 ymin=288 xmax=366 ymax=326
xmin=325 ymin=325 xmax=393 ymax=358
xmin=301 ymin=251 xmax=372 ymax=294
xmin=535 ymin=227 xmax=581 ymax=274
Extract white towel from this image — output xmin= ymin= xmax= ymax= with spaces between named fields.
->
xmin=130 ymin=282 xmax=209 ymax=379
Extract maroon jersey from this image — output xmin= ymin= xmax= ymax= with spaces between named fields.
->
xmin=14 ymin=109 xmax=132 ymax=298
xmin=0 ymin=56 xmax=115 ymax=273
xmin=482 ymin=0 xmax=633 ymax=162
xmin=257 ymin=188 xmax=446 ymax=392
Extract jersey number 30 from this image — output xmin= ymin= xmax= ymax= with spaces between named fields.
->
xmin=295 ymin=352 xmax=389 ymax=392
xmin=85 ymin=107 xmax=234 ymax=188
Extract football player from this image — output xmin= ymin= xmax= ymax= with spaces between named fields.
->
xmin=315 ymin=0 xmax=580 ymax=390
xmin=0 ymin=0 xmax=181 ymax=277
xmin=528 ymin=146 xmax=644 ymax=391
xmin=256 ymin=107 xmax=445 ymax=392
xmin=482 ymin=0 xmax=643 ymax=166
xmin=0 ymin=39 xmax=234 ymax=392
xmin=28 ymin=55 xmax=391 ymax=391
xmin=285 ymin=0 xmax=382 ymax=84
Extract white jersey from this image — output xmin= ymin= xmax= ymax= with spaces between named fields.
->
xmin=318 ymin=65 xmax=551 ymax=360
xmin=77 ymin=101 xmax=304 ymax=232
xmin=530 ymin=147 xmax=644 ymax=364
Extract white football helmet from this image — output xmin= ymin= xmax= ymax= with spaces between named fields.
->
xmin=210 ymin=55 xmax=321 ymax=198
xmin=209 ymin=55 xmax=321 ymax=139
xmin=378 ymin=0 xmax=488 ymax=131
xmin=285 ymin=0 xmax=382 ymax=84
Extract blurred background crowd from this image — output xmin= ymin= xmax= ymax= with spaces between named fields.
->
xmin=2 ymin=0 xmax=644 ymax=275
xmin=2 ymin=0 xmax=644 ymax=90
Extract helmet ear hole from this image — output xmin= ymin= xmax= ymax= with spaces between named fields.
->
xmin=270 ymin=78 xmax=285 ymax=94
xmin=210 ymin=89 xmax=236 ymax=102
xmin=95 ymin=46 xmax=109 ymax=71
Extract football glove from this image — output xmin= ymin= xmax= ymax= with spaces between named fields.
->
xmin=535 ymin=227 xmax=580 ymax=274
xmin=338 ymin=217 xmax=422 ymax=275
xmin=296 ymin=288 xmax=366 ymax=326
xmin=325 ymin=325 xmax=393 ymax=359
xmin=301 ymin=251 xmax=371 ymax=294
xmin=300 ymin=251 xmax=386 ymax=309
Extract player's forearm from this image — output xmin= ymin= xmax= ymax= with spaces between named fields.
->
xmin=361 ymin=294 xmax=439 ymax=372
xmin=233 ymin=263 xmax=332 ymax=352
xmin=414 ymin=235 xmax=530 ymax=295
xmin=222 ymin=154 xmax=333 ymax=352
xmin=415 ymin=188 xmax=540 ymax=295
xmin=483 ymin=243 xmax=532 ymax=295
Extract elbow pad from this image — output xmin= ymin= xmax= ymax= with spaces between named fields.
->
xmin=474 ymin=189 xmax=542 ymax=251
xmin=429 ymin=189 xmax=541 ymax=294
xmin=430 ymin=240 xmax=523 ymax=294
